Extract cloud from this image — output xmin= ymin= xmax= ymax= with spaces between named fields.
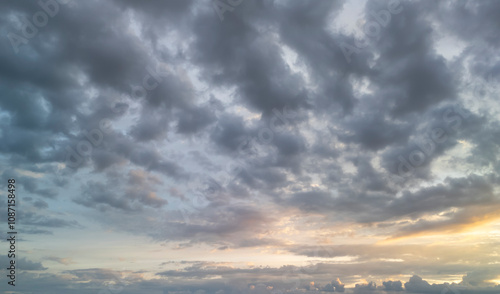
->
xmin=45 ymin=256 xmax=75 ymax=266
xmin=383 ymin=280 xmax=404 ymax=291
xmin=0 ymin=255 xmax=47 ymax=271
xmin=323 ymin=278 xmax=346 ymax=292
xmin=1 ymin=1 xmax=500 ymax=293
xmin=404 ymin=275 xmax=447 ymax=293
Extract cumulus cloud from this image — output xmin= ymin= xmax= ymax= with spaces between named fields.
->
xmin=1 ymin=0 xmax=500 ymax=293
xmin=322 ymin=278 xmax=346 ymax=292
xmin=383 ymin=280 xmax=404 ymax=291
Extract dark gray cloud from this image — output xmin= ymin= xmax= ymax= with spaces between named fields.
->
xmin=383 ymin=280 xmax=403 ymax=291
xmin=0 ymin=255 xmax=47 ymax=271
xmin=1 ymin=0 xmax=500 ymax=293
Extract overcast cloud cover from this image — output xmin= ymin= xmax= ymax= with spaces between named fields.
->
xmin=1 ymin=0 xmax=500 ymax=293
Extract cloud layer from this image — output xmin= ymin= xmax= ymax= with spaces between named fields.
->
xmin=1 ymin=0 xmax=500 ymax=293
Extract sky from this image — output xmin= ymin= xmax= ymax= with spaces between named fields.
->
xmin=1 ymin=0 xmax=500 ymax=293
